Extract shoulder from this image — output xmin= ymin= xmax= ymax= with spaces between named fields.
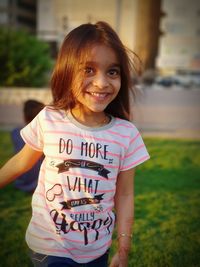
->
xmin=113 ymin=117 xmax=139 ymax=135
xmin=37 ymin=106 xmax=65 ymax=120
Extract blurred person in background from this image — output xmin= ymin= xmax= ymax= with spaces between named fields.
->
xmin=11 ymin=99 xmax=44 ymax=193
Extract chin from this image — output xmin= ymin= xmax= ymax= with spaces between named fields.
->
xmin=90 ymin=106 xmax=108 ymax=113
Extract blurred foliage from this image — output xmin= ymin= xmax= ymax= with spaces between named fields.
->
xmin=0 ymin=27 xmax=53 ymax=87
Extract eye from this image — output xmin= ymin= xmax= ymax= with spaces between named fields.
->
xmin=108 ymin=68 xmax=120 ymax=77
xmin=84 ymin=67 xmax=94 ymax=75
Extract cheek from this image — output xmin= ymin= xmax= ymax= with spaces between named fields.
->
xmin=81 ymin=77 xmax=92 ymax=89
xmin=75 ymin=75 xmax=91 ymax=92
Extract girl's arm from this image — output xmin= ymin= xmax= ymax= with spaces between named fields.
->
xmin=110 ymin=168 xmax=135 ymax=267
xmin=0 ymin=144 xmax=43 ymax=188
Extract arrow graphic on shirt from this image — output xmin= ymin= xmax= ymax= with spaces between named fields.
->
xmin=56 ymin=159 xmax=110 ymax=178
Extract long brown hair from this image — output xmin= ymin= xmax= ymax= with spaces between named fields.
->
xmin=51 ymin=21 xmax=140 ymax=120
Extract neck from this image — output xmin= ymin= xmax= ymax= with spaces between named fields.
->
xmin=71 ymin=108 xmax=109 ymax=127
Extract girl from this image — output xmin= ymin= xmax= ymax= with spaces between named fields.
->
xmin=0 ymin=21 xmax=150 ymax=267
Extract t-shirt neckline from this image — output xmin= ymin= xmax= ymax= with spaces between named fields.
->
xmin=64 ymin=110 xmax=115 ymax=131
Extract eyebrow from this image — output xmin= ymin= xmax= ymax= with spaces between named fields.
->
xmin=81 ymin=61 xmax=120 ymax=68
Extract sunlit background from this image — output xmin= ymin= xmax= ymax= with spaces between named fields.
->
xmin=0 ymin=0 xmax=200 ymax=137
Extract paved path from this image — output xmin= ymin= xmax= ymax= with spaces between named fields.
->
xmin=0 ymin=87 xmax=200 ymax=139
xmin=132 ymin=87 xmax=200 ymax=139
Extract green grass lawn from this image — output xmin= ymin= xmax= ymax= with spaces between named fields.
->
xmin=0 ymin=131 xmax=200 ymax=267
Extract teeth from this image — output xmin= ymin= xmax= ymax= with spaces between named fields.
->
xmin=90 ymin=92 xmax=107 ymax=97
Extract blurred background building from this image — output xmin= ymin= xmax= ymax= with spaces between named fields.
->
xmin=0 ymin=0 xmax=36 ymax=33
xmin=36 ymin=0 xmax=162 ymax=69
xmin=36 ymin=0 xmax=200 ymax=75
xmin=157 ymin=0 xmax=200 ymax=74
xmin=1 ymin=0 xmax=200 ymax=74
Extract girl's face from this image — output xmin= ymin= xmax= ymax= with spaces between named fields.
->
xmin=72 ymin=44 xmax=121 ymax=115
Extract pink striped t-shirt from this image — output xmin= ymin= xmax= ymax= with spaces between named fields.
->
xmin=21 ymin=107 xmax=150 ymax=263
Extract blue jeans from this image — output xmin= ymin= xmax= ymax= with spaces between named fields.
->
xmin=30 ymin=250 xmax=109 ymax=267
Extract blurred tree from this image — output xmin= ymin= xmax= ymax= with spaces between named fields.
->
xmin=0 ymin=28 xmax=53 ymax=87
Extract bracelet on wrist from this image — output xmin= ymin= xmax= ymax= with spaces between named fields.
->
xmin=118 ymin=233 xmax=133 ymax=239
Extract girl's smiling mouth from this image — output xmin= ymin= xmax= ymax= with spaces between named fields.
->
xmin=86 ymin=91 xmax=110 ymax=100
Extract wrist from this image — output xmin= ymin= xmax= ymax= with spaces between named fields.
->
xmin=118 ymin=233 xmax=132 ymax=253
xmin=118 ymin=233 xmax=133 ymax=239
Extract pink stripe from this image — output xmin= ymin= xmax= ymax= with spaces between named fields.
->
xmin=130 ymin=132 xmax=140 ymax=144
xmin=44 ymin=167 xmax=117 ymax=181
xmin=29 ymin=239 xmax=112 ymax=259
xmin=43 ymin=168 xmax=118 ymax=183
xmin=40 ymin=178 xmax=115 ymax=188
xmin=31 ymin=220 xmax=54 ymax=233
xmin=33 ymin=202 xmax=51 ymax=211
xmin=115 ymin=120 xmax=134 ymax=129
xmin=104 ymin=163 xmax=119 ymax=169
xmin=124 ymin=144 xmax=145 ymax=159
xmin=28 ymin=225 xmax=82 ymax=244
xmin=36 ymin=182 xmax=115 ymax=195
xmin=29 ymin=243 xmax=76 ymax=255
xmin=36 ymin=183 xmax=115 ymax=202
xmin=121 ymin=155 xmax=150 ymax=170
xmin=107 ymin=130 xmax=130 ymax=138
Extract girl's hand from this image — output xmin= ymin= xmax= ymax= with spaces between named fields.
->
xmin=109 ymin=252 xmax=120 ymax=267
xmin=109 ymin=249 xmax=129 ymax=267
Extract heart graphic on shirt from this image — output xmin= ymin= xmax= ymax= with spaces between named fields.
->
xmin=46 ymin=184 xmax=63 ymax=201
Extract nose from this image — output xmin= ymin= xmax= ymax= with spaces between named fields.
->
xmin=93 ymin=73 xmax=109 ymax=88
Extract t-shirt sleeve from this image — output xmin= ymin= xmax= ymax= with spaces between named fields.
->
xmin=120 ymin=126 xmax=150 ymax=171
xmin=20 ymin=110 xmax=44 ymax=151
